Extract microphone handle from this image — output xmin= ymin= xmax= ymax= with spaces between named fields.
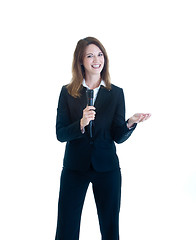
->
xmin=89 ymin=120 xmax=93 ymax=138
xmin=89 ymin=97 xmax=93 ymax=138
xmin=86 ymin=89 xmax=94 ymax=138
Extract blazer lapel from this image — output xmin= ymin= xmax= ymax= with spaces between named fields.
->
xmin=94 ymin=86 xmax=112 ymax=113
xmin=78 ymin=86 xmax=87 ymax=109
xmin=68 ymin=87 xmax=87 ymax=120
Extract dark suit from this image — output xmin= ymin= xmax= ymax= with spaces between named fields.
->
xmin=56 ymin=84 xmax=137 ymax=172
xmin=55 ymin=84 xmax=137 ymax=240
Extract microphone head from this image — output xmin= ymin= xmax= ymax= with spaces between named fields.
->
xmin=86 ymin=89 xmax=94 ymax=106
xmin=86 ymin=89 xmax=94 ymax=99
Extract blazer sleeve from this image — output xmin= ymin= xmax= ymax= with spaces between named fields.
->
xmin=56 ymin=86 xmax=84 ymax=142
xmin=111 ymin=88 xmax=137 ymax=144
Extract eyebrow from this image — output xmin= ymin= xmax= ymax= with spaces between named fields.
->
xmin=86 ymin=51 xmax=103 ymax=56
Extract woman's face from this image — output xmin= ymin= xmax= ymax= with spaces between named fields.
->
xmin=82 ymin=44 xmax=105 ymax=78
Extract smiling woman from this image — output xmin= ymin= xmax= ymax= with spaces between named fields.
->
xmin=83 ymin=44 xmax=105 ymax=88
xmin=54 ymin=36 xmax=151 ymax=240
xmin=67 ymin=37 xmax=111 ymax=98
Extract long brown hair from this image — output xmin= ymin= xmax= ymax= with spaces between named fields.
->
xmin=67 ymin=37 xmax=111 ymax=98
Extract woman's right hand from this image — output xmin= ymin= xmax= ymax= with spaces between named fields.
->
xmin=80 ymin=106 xmax=96 ymax=129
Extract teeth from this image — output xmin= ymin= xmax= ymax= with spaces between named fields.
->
xmin=92 ymin=64 xmax=100 ymax=68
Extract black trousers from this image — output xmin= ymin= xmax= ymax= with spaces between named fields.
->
xmin=55 ymin=165 xmax=121 ymax=240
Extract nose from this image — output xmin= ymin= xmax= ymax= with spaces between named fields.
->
xmin=93 ymin=55 xmax=98 ymax=62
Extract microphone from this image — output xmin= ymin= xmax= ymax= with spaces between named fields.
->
xmin=86 ymin=89 xmax=94 ymax=138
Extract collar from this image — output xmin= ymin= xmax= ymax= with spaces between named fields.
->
xmin=82 ymin=79 xmax=106 ymax=90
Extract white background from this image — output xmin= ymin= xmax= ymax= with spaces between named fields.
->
xmin=0 ymin=0 xmax=196 ymax=239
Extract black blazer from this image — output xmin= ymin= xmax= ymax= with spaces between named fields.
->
xmin=56 ymin=84 xmax=137 ymax=172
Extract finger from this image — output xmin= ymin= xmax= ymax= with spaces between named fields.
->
xmin=86 ymin=106 xmax=96 ymax=111
xmin=89 ymin=113 xmax=96 ymax=119
xmin=144 ymin=113 xmax=151 ymax=119
xmin=145 ymin=113 xmax=151 ymax=120
xmin=143 ymin=116 xmax=149 ymax=121
xmin=84 ymin=111 xmax=96 ymax=119
xmin=140 ymin=113 xmax=151 ymax=122
xmin=88 ymin=114 xmax=96 ymax=121
xmin=83 ymin=109 xmax=96 ymax=115
xmin=138 ymin=114 xmax=145 ymax=122
xmin=86 ymin=110 xmax=96 ymax=116
xmin=83 ymin=107 xmax=95 ymax=115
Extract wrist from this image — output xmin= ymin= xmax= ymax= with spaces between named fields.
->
xmin=80 ymin=119 xmax=85 ymax=133
xmin=127 ymin=119 xmax=134 ymax=128
xmin=80 ymin=119 xmax=84 ymax=129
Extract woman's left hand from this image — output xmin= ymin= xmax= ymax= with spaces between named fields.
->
xmin=127 ymin=113 xmax=151 ymax=128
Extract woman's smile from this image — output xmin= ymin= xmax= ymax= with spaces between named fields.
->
xmin=83 ymin=44 xmax=105 ymax=76
xmin=91 ymin=64 xmax=101 ymax=69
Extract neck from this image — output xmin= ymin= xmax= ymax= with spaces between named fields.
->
xmin=85 ymin=74 xmax=101 ymax=89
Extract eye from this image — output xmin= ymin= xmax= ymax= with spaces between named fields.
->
xmin=87 ymin=55 xmax=93 ymax=58
xmin=98 ymin=52 xmax=103 ymax=57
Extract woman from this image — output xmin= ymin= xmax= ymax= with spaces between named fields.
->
xmin=55 ymin=37 xmax=151 ymax=240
